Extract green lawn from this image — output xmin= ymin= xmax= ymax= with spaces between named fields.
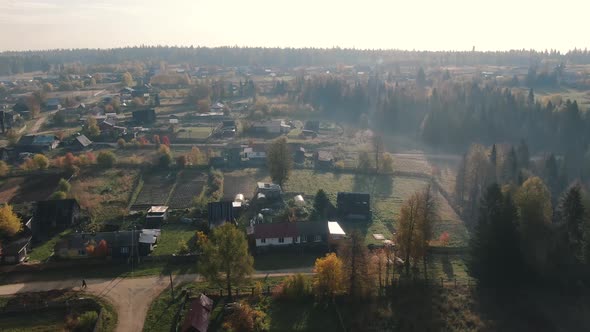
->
xmin=152 ymin=223 xmax=198 ymax=255
xmin=29 ymin=229 xmax=72 ymax=262
xmin=176 ymin=126 xmax=214 ymax=139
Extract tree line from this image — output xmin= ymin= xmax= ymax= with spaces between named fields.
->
xmin=6 ymin=47 xmax=590 ymax=75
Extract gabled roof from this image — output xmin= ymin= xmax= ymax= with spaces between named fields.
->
xmin=75 ymin=135 xmax=92 ymax=147
xmin=181 ymin=294 xmax=213 ymax=332
xmin=148 ymin=206 xmax=169 ymax=213
xmin=252 ymin=222 xmax=298 ymax=239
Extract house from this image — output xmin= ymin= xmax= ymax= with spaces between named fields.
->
xmin=0 ymin=235 xmax=32 ymax=264
xmin=314 ymin=150 xmax=334 ymax=169
xmin=256 ymin=182 xmax=282 ymax=200
xmin=250 ymin=119 xmax=290 ymax=135
xmin=132 ymin=109 xmax=156 ymax=124
xmin=98 ymin=120 xmax=127 ymax=137
xmin=337 ymin=192 xmax=371 ymax=220
xmin=45 ymin=98 xmax=61 ymax=111
xmin=249 ymin=221 xmax=346 ymax=248
xmin=54 ymin=229 xmax=159 ymax=259
xmin=16 ymin=134 xmax=60 ymax=153
xmin=73 ymin=134 xmax=93 ymax=150
xmin=32 ymin=199 xmax=81 ymax=241
xmin=250 ymin=222 xmax=298 ymax=247
xmin=243 ymin=145 xmax=266 ymax=165
xmin=181 ymin=294 xmax=214 ymax=332
xmin=146 ymin=206 xmax=169 ymax=228
xmin=295 ymin=222 xmax=328 ymax=244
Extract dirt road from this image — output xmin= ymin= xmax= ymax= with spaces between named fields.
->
xmin=0 ymin=269 xmax=312 ymax=332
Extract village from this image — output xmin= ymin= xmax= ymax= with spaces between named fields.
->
xmin=2 ymin=49 xmax=590 ymax=331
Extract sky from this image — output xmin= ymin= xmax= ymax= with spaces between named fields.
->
xmin=0 ymin=0 xmax=588 ymax=52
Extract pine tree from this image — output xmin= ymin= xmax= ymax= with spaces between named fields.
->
xmin=557 ymin=183 xmax=585 ymax=264
xmin=468 ymin=184 xmax=522 ymax=286
xmin=516 ymin=139 xmax=530 ymax=169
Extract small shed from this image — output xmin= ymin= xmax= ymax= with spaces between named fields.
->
xmin=181 ymin=294 xmax=213 ymax=332
xmin=146 ymin=206 xmax=169 ymax=228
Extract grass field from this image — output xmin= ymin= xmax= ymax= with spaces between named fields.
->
xmin=176 ymin=126 xmax=214 ymax=139
xmin=70 ymin=168 xmax=139 ymax=224
xmin=224 ymin=168 xmax=467 ymax=246
xmin=28 ymin=229 xmax=72 ymax=262
xmin=152 ymin=223 xmax=198 ymax=255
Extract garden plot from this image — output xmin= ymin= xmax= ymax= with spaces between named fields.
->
xmin=168 ymin=170 xmax=206 ymax=209
xmin=70 ymin=168 xmax=139 ymax=223
xmin=0 ymin=173 xmax=64 ymax=204
xmin=223 ymin=168 xmax=268 ymax=200
xmin=132 ymin=172 xmax=177 ymax=208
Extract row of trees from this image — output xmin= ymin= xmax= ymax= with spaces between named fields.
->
xmin=469 ymin=180 xmax=590 ymax=286
xmin=7 ymin=47 xmax=590 ymax=75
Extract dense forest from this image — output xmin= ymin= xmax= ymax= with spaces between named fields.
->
xmin=4 ymin=46 xmax=590 ymax=75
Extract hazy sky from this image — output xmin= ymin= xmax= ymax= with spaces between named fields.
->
xmin=0 ymin=0 xmax=588 ymax=52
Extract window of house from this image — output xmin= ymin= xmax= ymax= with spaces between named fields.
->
xmin=78 ymin=250 xmax=86 ymax=255
xmin=121 ymin=247 xmax=129 ymax=254
xmin=314 ymin=235 xmax=322 ymax=242
xmin=260 ymin=238 xmax=266 ymax=244
xmin=278 ymin=237 xmax=284 ymax=243
xmin=301 ymin=235 xmax=307 ymax=242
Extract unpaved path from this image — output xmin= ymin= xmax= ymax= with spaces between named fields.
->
xmin=0 ymin=268 xmax=312 ymax=332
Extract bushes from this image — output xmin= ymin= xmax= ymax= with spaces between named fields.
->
xmin=97 ymin=151 xmax=117 ymax=168
xmin=280 ymin=274 xmax=311 ymax=300
xmin=206 ymin=168 xmax=224 ymax=201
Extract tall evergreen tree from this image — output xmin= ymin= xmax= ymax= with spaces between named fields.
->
xmin=516 ymin=139 xmax=530 ymax=169
xmin=468 ymin=184 xmax=522 ymax=286
xmin=557 ymin=183 xmax=585 ymax=263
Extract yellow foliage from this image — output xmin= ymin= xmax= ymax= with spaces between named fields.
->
xmin=0 ymin=204 xmax=21 ymax=237
xmin=313 ymin=252 xmax=344 ymax=298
